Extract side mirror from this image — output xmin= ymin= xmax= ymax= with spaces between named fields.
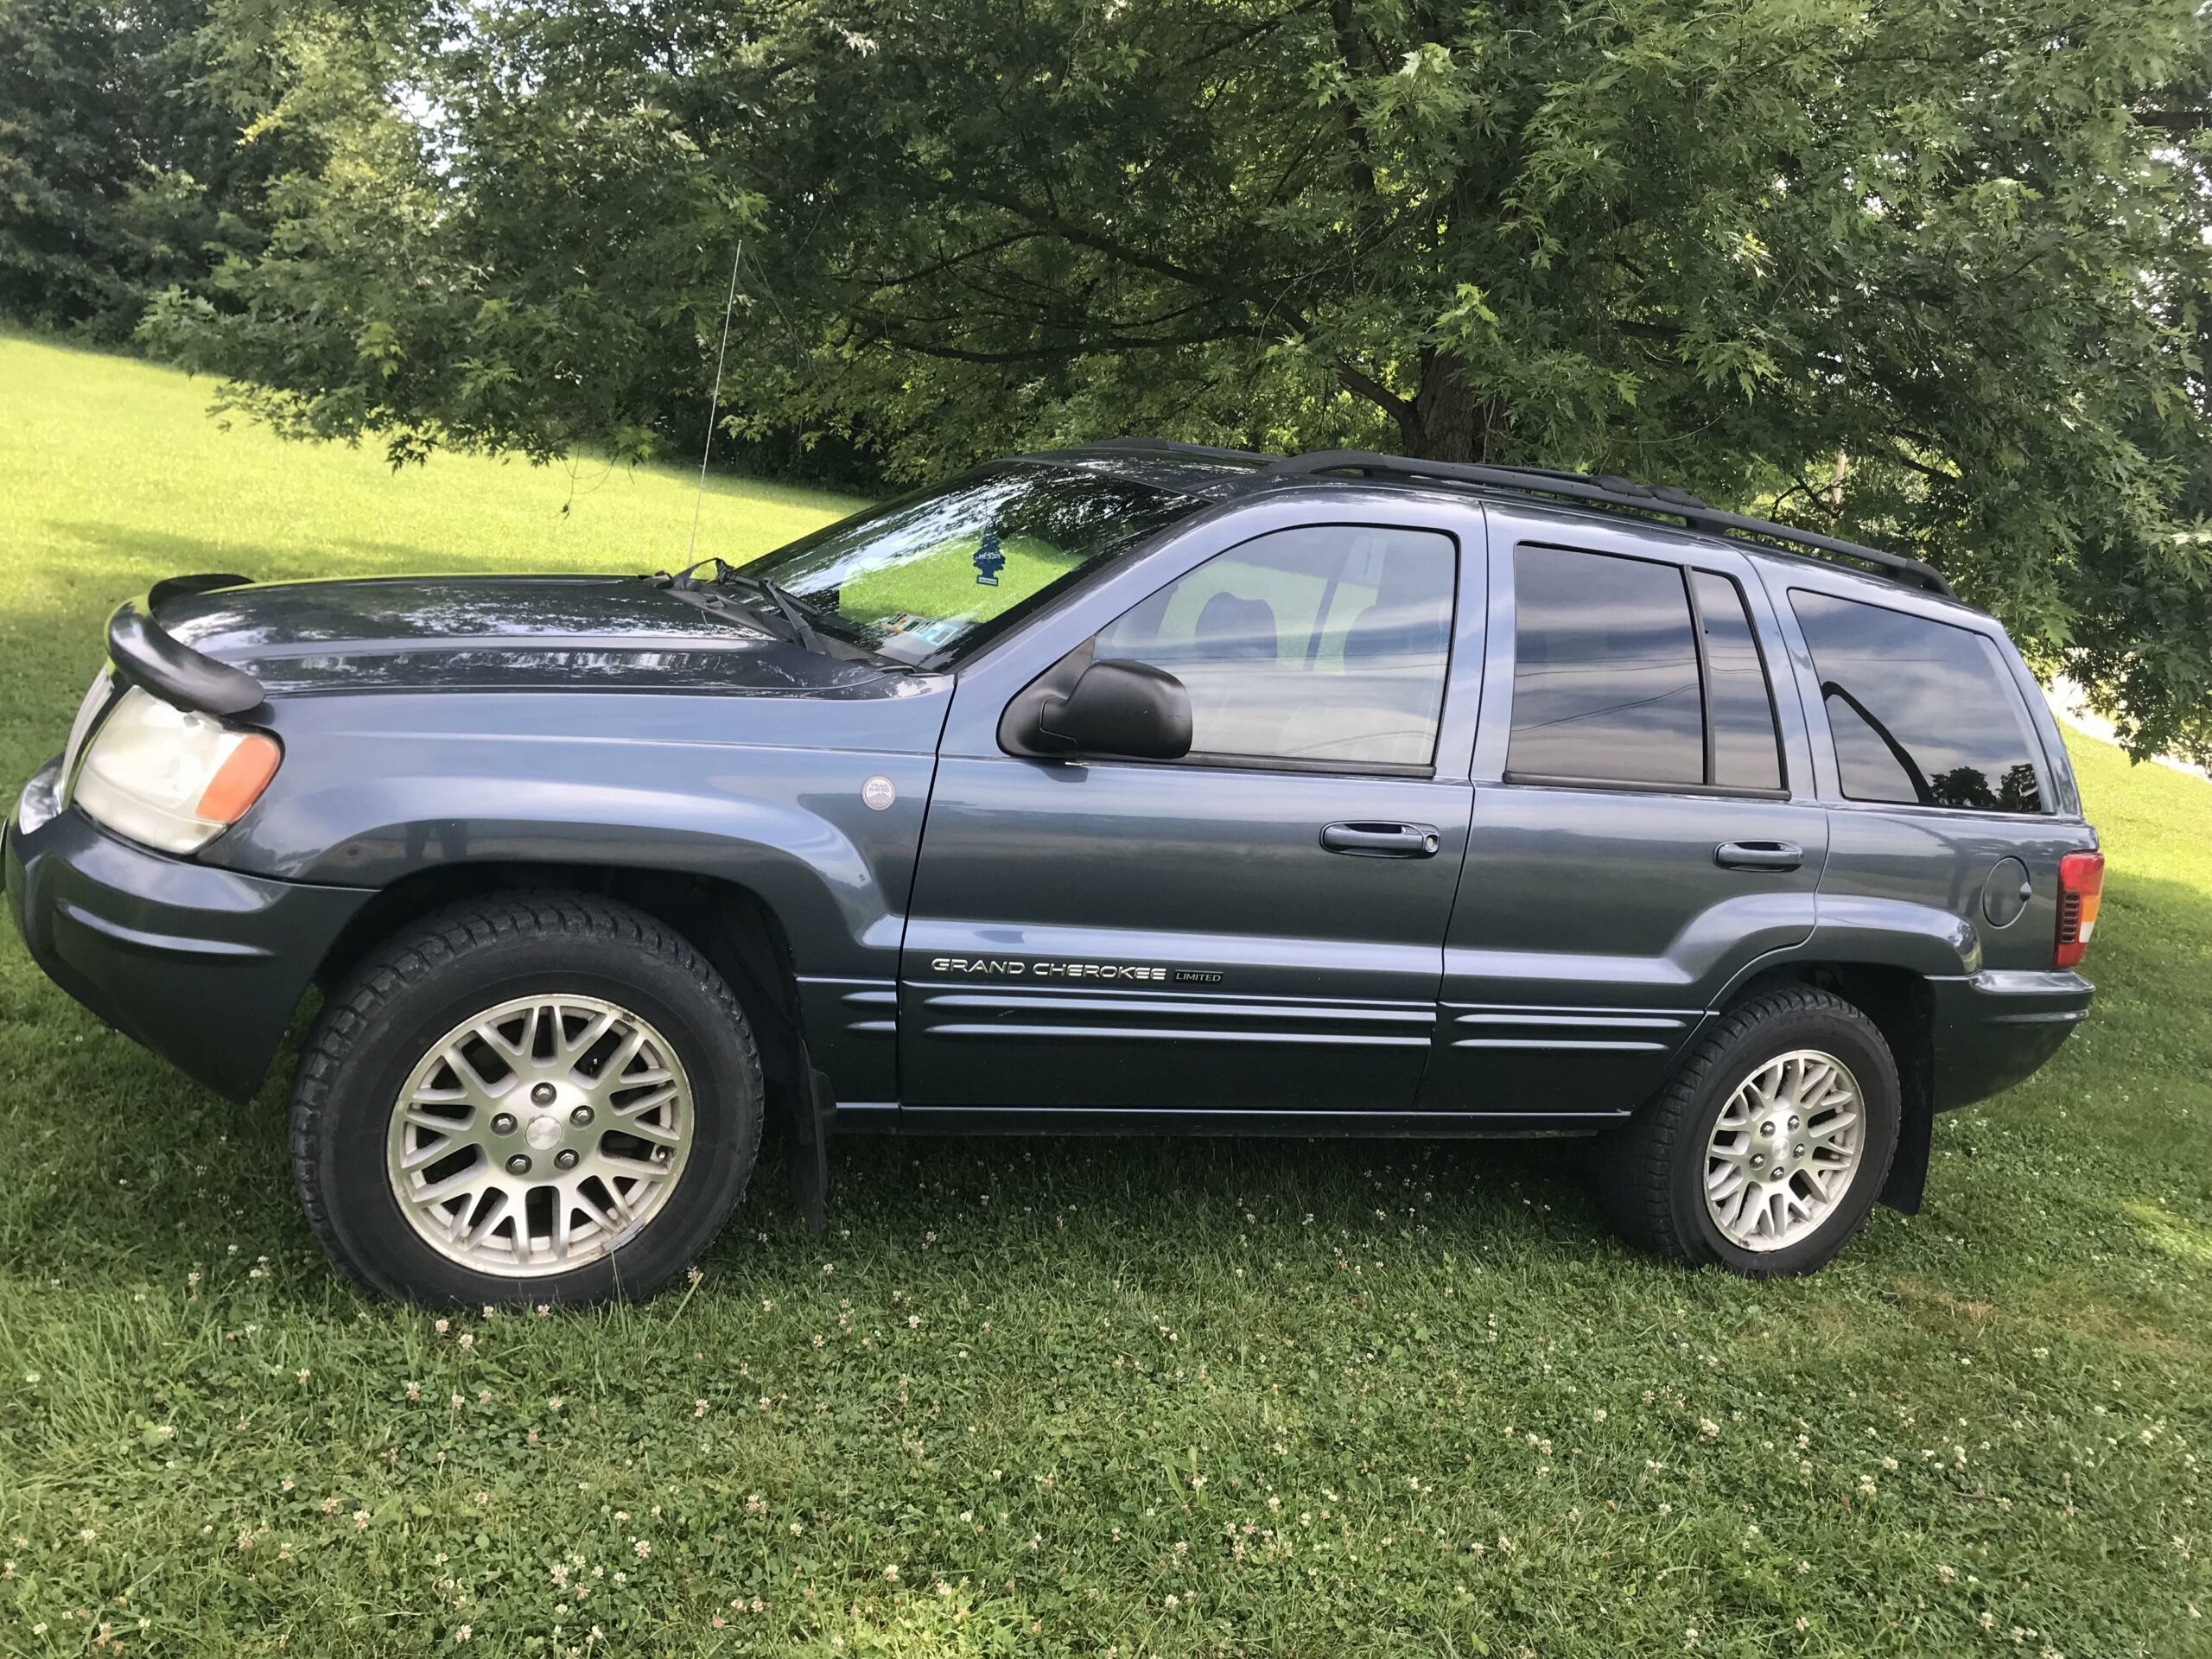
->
xmin=1033 ymin=658 xmax=1192 ymax=760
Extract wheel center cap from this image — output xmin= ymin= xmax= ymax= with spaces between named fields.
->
xmin=525 ymin=1116 xmax=563 ymax=1151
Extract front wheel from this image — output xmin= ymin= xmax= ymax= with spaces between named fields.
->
xmin=1596 ymin=987 xmax=1900 ymax=1277
xmin=290 ymin=893 xmax=763 ymax=1304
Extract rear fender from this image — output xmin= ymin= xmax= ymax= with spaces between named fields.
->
xmin=1707 ymin=903 xmax=1972 ymax=1216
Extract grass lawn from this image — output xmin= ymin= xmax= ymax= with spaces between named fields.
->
xmin=1 ymin=333 xmax=2208 ymax=1657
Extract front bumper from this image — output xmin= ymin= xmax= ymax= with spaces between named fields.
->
xmin=6 ymin=761 xmax=374 ymax=1101
xmin=1931 ymin=968 xmax=2094 ymax=1109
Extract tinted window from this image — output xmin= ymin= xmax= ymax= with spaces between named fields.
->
xmin=1092 ymin=525 xmax=1455 ymax=767
xmin=1791 ymin=590 xmax=2045 ymax=813
xmin=1693 ymin=571 xmax=1783 ymax=791
xmin=1508 ymin=546 xmax=1704 ymax=785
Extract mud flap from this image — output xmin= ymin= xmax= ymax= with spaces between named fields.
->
xmin=1879 ymin=1087 xmax=1931 ymax=1215
xmin=786 ymin=1065 xmax=836 ymax=1237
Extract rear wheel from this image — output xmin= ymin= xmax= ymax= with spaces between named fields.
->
xmin=1596 ymin=987 xmax=1900 ymax=1277
xmin=291 ymin=892 xmax=762 ymax=1304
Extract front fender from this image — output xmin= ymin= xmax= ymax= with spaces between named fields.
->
xmin=206 ymin=690 xmax=950 ymax=988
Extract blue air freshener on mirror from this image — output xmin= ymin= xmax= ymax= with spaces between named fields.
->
xmin=974 ymin=526 xmax=1007 ymax=587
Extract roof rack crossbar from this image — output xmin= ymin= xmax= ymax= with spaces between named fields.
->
xmin=1262 ymin=449 xmax=1954 ymax=597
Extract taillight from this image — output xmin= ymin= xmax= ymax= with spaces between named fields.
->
xmin=2055 ymin=851 xmax=2104 ymax=968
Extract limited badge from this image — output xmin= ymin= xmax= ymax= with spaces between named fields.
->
xmin=973 ymin=525 xmax=1007 ymax=587
xmin=861 ymin=774 xmax=897 ymax=811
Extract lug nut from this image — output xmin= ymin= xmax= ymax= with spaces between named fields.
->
xmin=569 ymin=1104 xmax=594 ymax=1127
xmin=1760 ymin=1121 xmax=1775 ymax=1136
xmin=531 ymin=1082 xmax=556 ymax=1105
xmin=490 ymin=1112 xmax=517 ymax=1135
xmin=1795 ymin=1143 xmax=1808 ymax=1157
xmin=1750 ymin=1153 xmax=1764 ymax=1167
xmin=505 ymin=1154 xmax=532 ymax=1176
xmin=555 ymin=1148 xmax=579 ymax=1170
xmin=1788 ymin=1115 xmax=1801 ymax=1130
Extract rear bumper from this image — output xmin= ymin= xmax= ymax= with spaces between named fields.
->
xmin=6 ymin=760 xmax=373 ymax=1102
xmin=1931 ymin=968 xmax=2094 ymax=1109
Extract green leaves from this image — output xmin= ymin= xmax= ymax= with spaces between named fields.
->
xmin=104 ymin=0 xmax=2212 ymax=763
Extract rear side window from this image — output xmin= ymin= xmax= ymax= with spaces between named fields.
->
xmin=1692 ymin=571 xmax=1783 ymax=791
xmin=1507 ymin=546 xmax=1783 ymax=791
xmin=1791 ymin=590 xmax=2045 ymax=814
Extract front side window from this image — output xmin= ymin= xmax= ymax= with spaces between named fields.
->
xmin=1791 ymin=590 xmax=2045 ymax=813
xmin=1090 ymin=525 xmax=1456 ymax=768
xmin=741 ymin=462 xmax=1206 ymax=665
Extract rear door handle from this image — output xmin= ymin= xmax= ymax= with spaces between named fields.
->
xmin=1322 ymin=822 xmax=1440 ymax=859
xmin=1715 ymin=839 xmax=1803 ymax=872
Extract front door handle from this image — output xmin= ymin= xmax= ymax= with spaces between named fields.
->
xmin=1322 ymin=822 xmax=1440 ymax=859
xmin=1715 ymin=839 xmax=1803 ymax=872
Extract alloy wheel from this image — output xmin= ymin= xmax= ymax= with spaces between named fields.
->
xmin=384 ymin=995 xmax=694 ymax=1276
xmin=1701 ymin=1047 xmax=1865 ymax=1252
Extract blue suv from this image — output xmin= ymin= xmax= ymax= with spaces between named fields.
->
xmin=4 ymin=443 xmax=2102 ymax=1301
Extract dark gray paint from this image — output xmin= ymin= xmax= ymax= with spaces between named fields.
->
xmin=6 ymin=454 xmax=2095 ymax=1128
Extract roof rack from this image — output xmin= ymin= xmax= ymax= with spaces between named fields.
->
xmin=1085 ymin=436 xmax=1274 ymax=464
xmin=1261 ymin=448 xmax=1954 ymax=598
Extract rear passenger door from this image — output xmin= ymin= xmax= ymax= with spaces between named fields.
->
xmin=1419 ymin=523 xmax=1828 ymax=1117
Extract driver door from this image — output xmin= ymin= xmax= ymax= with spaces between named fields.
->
xmin=899 ymin=516 xmax=1479 ymax=1118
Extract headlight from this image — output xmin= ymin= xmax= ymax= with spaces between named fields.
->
xmin=71 ymin=686 xmax=283 ymax=855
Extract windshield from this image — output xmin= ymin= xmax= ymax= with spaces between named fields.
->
xmin=735 ymin=463 xmax=1206 ymax=665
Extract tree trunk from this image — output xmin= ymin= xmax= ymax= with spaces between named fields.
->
xmin=1338 ymin=349 xmax=1509 ymax=462
xmin=1405 ymin=348 xmax=1504 ymax=462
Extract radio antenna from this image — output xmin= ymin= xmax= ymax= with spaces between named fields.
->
xmin=686 ymin=238 xmax=745 ymax=567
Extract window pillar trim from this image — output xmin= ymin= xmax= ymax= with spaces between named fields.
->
xmin=1681 ymin=565 xmax=1719 ymax=788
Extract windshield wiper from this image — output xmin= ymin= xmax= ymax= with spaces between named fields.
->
xmin=652 ymin=557 xmax=828 ymax=654
xmin=719 ymin=572 xmax=826 ymax=654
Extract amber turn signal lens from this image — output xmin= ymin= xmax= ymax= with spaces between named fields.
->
xmin=196 ymin=731 xmax=283 ymax=823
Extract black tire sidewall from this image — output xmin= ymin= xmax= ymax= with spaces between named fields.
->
xmin=310 ymin=931 xmax=759 ymax=1304
xmin=1669 ymin=1003 xmax=1899 ymax=1276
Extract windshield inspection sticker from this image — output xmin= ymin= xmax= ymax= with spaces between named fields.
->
xmin=973 ymin=525 xmax=1007 ymax=587
xmin=861 ymin=775 xmax=896 ymax=810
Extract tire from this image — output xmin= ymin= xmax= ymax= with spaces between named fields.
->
xmin=290 ymin=891 xmax=763 ymax=1305
xmin=1596 ymin=987 xmax=1899 ymax=1277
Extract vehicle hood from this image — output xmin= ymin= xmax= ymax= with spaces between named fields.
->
xmin=159 ymin=574 xmax=902 ymax=699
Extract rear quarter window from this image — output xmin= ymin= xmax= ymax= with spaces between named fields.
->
xmin=1790 ymin=589 xmax=2046 ymax=814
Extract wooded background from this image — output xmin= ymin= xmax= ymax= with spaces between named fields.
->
xmin=5 ymin=0 xmax=2209 ymax=762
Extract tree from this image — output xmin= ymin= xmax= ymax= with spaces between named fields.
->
xmin=0 ymin=0 xmax=298 ymax=338
xmin=149 ymin=1 xmax=2212 ymax=762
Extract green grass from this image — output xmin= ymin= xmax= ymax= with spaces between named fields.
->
xmin=0 ymin=333 xmax=2207 ymax=1657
